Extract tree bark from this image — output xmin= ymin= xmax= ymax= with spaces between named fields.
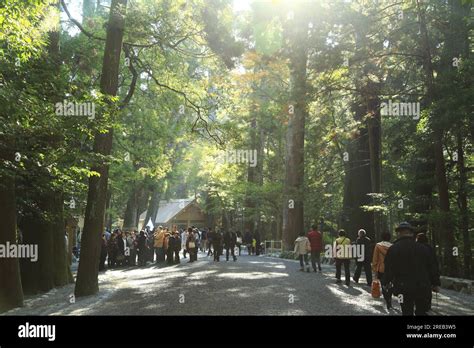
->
xmin=75 ymin=0 xmax=128 ymax=297
xmin=145 ymin=185 xmax=161 ymax=227
xmin=51 ymin=191 xmax=69 ymax=287
xmin=0 ymin=145 xmax=24 ymax=312
xmin=123 ymin=186 xmax=139 ymax=231
xmin=282 ymin=8 xmax=309 ymax=250
xmin=416 ymin=0 xmax=457 ymax=276
xmin=457 ymin=133 xmax=471 ymax=279
xmin=366 ymin=81 xmax=382 ymax=241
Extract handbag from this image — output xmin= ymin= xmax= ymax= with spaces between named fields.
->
xmin=188 ymin=241 xmax=196 ymax=249
xmin=236 ymin=237 xmax=242 ymax=244
xmin=371 ymin=280 xmax=381 ymax=298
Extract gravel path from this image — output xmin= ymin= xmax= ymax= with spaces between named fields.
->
xmin=4 ymin=252 xmax=474 ymax=316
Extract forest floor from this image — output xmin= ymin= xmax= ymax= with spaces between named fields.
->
xmin=3 ymin=252 xmax=474 ymax=316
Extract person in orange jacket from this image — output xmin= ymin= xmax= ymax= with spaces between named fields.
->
xmin=372 ymin=232 xmax=393 ymax=309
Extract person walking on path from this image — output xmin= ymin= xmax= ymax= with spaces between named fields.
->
xmin=146 ymin=229 xmax=154 ymax=263
xmin=255 ymin=232 xmax=261 ymax=255
xmin=236 ymin=231 xmax=243 ymax=256
xmin=382 ymin=222 xmax=439 ymax=316
xmin=186 ymin=227 xmax=197 ymax=263
xmin=213 ymin=230 xmax=223 ymax=262
xmin=181 ymin=228 xmax=188 ymax=259
xmin=372 ymin=232 xmax=393 ymax=309
xmin=107 ymin=232 xmax=118 ymax=268
xmin=116 ymin=230 xmax=127 ymax=267
xmin=244 ymin=229 xmax=253 ymax=255
xmin=207 ymin=227 xmax=214 ymax=256
xmin=416 ymin=232 xmax=441 ymax=311
xmin=353 ymin=229 xmax=373 ymax=285
xmin=99 ymin=234 xmax=107 ymax=271
xmin=307 ymin=224 xmax=322 ymax=272
xmin=163 ymin=228 xmax=171 ymax=264
xmin=251 ymin=235 xmax=257 ymax=256
xmin=173 ymin=231 xmax=181 ymax=264
xmin=154 ymin=226 xmax=166 ymax=263
xmin=294 ymin=231 xmax=311 ymax=272
xmin=166 ymin=230 xmax=177 ymax=265
xmin=334 ymin=229 xmax=351 ymax=286
xmin=137 ymin=230 xmax=148 ymax=266
xmin=126 ymin=231 xmax=136 ymax=266
xmin=224 ymin=230 xmax=237 ymax=262
xmin=200 ymin=228 xmax=208 ymax=252
xmin=192 ymin=227 xmax=201 ymax=254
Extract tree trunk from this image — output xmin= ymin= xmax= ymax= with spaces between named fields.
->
xmin=123 ymin=186 xmax=139 ymax=231
xmin=20 ymin=191 xmax=56 ymax=294
xmin=145 ymin=185 xmax=161 ymax=227
xmin=366 ymin=81 xmax=382 ymax=241
xmin=48 ymin=5 xmax=69 ymax=288
xmin=245 ymin=114 xmax=258 ymax=234
xmin=282 ymin=8 xmax=309 ymax=250
xmin=51 ymin=191 xmax=69 ymax=287
xmin=0 ymin=145 xmax=24 ymax=312
xmin=416 ymin=0 xmax=457 ymax=276
xmin=341 ymin=116 xmax=374 ymax=240
xmin=105 ymin=185 xmax=113 ymax=231
xmin=75 ymin=0 xmax=128 ymax=297
xmin=65 ymin=216 xmax=78 ymax=283
xmin=136 ymin=184 xmax=149 ymax=226
xmin=457 ymin=134 xmax=471 ymax=279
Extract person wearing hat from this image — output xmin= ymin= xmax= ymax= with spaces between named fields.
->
xmin=382 ymin=222 xmax=439 ymax=315
xmin=353 ymin=228 xmax=373 ymax=286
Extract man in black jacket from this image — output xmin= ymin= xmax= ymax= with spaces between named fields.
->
xmin=416 ymin=233 xmax=441 ymax=310
xmin=224 ymin=230 xmax=237 ymax=262
xmin=382 ymin=222 xmax=439 ymax=316
xmin=353 ymin=229 xmax=373 ymax=286
xmin=244 ymin=230 xmax=253 ymax=255
xmin=213 ymin=230 xmax=223 ymax=262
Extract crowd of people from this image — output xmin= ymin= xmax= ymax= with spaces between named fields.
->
xmin=294 ymin=222 xmax=441 ymax=315
xmin=98 ymin=225 xmax=264 ymax=271
xmin=98 ymin=219 xmax=439 ymax=316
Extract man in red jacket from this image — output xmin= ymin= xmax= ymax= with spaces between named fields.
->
xmin=307 ymin=225 xmax=323 ymax=273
